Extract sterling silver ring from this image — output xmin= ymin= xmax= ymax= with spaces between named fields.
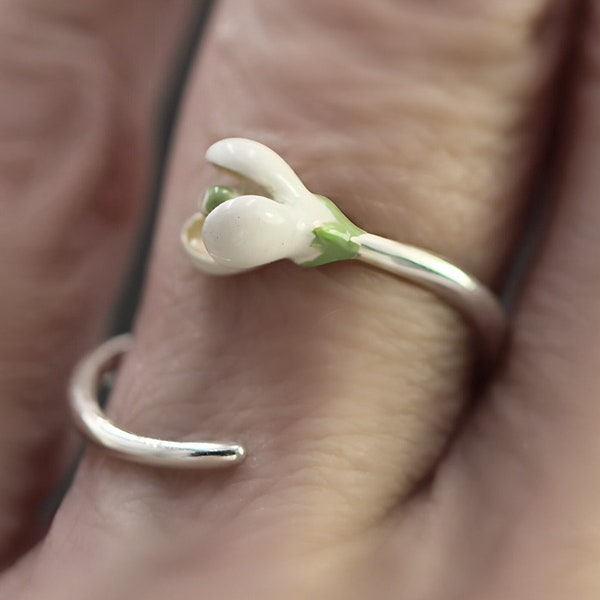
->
xmin=69 ymin=138 xmax=506 ymax=469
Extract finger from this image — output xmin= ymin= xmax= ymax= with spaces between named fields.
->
xmin=31 ymin=0 xmax=571 ymax=593
xmin=428 ymin=3 xmax=600 ymax=597
xmin=0 ymin=0 xmax=193 ymax=564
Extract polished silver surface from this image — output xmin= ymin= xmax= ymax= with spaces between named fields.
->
xmin=356 ymin=233 xmax=506 ymax=363
xmin=69 ymin=334 xmax=245 ymax=469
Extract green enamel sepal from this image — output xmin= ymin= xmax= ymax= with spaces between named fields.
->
xmin=301 ymin=195 xmax=365 ymax=267
xmin=202 ymin=185 xmax=237 ymax=214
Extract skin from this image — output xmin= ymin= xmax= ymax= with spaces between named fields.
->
xmin=0 ymin=0 xmax=599 ymax=597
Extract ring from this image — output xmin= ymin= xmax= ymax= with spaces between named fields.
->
xmin=182 ymin=138 xmax=506 ymax=361
xmin=69 ymin=334 xmax=246 ymax=468
xmin=70 ymin=137 xmax=506 ymax=469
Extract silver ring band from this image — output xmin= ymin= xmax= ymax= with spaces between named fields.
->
xmin=69 ymin=138 xmax=507 ymax=470
xmin=356 ymin=233 xmax=505 ymax=363
xmin=69 ymin=334 xmax=246 ymax=469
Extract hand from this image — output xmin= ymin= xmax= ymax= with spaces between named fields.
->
xmin=0 ymin=1 xmax=595 ymax=598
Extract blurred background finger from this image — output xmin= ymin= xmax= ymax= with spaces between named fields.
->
xmin=0 ymin=0 xmax=195 ymax=565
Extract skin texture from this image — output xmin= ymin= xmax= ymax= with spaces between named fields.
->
xmin=0 ymin=0 xmax=599 ymax=598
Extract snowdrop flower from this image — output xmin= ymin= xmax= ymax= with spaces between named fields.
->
xmin=181 ymin=138 xmax=364 ymax=274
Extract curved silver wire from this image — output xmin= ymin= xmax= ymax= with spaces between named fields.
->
xmin=69 ymin=334 xmax=246 ymax=469
xmin=356 ymin=233 xmax=505 ymax=363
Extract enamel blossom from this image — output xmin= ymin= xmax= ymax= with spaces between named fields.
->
xmin=181 ymin=138 xmax=365 ymax=274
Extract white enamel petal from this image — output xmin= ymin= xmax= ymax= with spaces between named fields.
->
xmin=206 ymin=138 xmax=309 ymax=202
xmin=180 ymin=213 xmax=246 ymax=275
xmin=202 ymin=195 xmax=309 ymax=269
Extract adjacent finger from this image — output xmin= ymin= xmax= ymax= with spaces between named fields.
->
xmin=427 ymin=3 xmax=600 ymax=597
xmin=0 ymin=0 xmax=193 ymax=565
